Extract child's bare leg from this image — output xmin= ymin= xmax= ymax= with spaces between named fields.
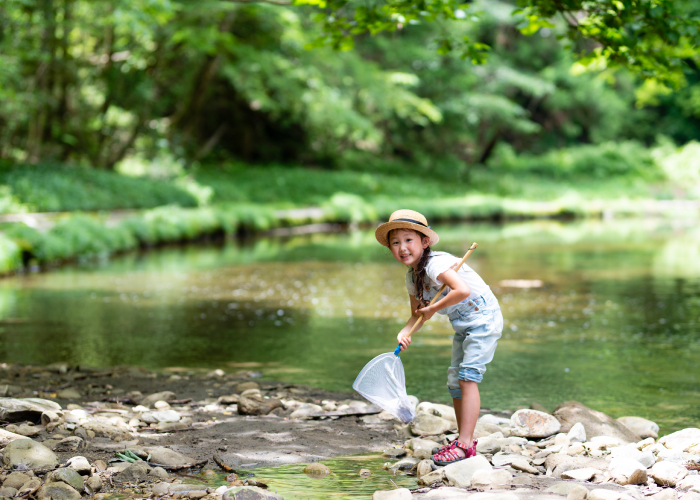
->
xmin=448 ymin=380 xmax=480 ymax=458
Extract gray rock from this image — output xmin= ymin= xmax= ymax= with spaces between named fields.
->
xmin=223 ymin=486 xmax=284 ymax=500
xmin=410 ymin=412 xmax=454 ymax=436
xmin=650 ymin=490 xmax=678 ymax=500
xmin=145 ymin=447 xmax=197 ymax=466
xmin=382 ymin=448 xmax=407 ymax=459
xmin=79 ymin=419 xmax=132 ymax=441
xmin=477 ymin=437 xmax=502 ymax=455
xmin=142 ymin=410 xmax=181 ymax=423
xmin=57 ymin=388 xmax=81 ymax=399
xmin=114 ymin=462 xmax=150 ymax=483
xmin=0 ymin=398 xmax=62 ymax=423
xmin=650 ymin=461 xmax=688 ymax=487
xmin=46 ymin=468 xmax=85 ymax=492
xmin=608 ymin=457 xmax=648 ymax=485
xmin=0 ymin=385 xmax=24 ymax=397
xmin=150 ymin=467 xmax=170 ymax=480
xmin=86 ymin=475 xmax=102 ymax=493
xmin=3 ymin=471 xmax=31 ymax=489
xmin=417 ymin=469 xmax=446 ymax=486
xmin=303 ymin=463 xmax=331 ymax=476
xmin=388 ymin=457 xmax=420 ymax=472
xmin=238 ymin=395 xmax=284 ymax=416
xmin=511 ymin=409 xmax=561 ymax=438
xmin=408 ymin=438 xmax=440 ymax=460
xmin=141 ymin=391 xmax=176 ymax=407
xmin=568 ymin=423 xmax=587 ymax=443
xmin=2 ymin=438 xmax=59 ymax=469
xmin=416 ymin=459 xmax=433 ymax=479
xmin=169 ymin=484 xmax=209 ymax=493
xmin=54 ymin=436 xmax=85 ymax=452
xmin=0 ymin=487 xmax=18 ymax=497
xmin=152 ymin=483 xmax=170 ymax=496
xmin=470 ymin=468 xmax=513 ymax=490
xmin=443 ymin=454 xmax=492 ymax=488
xmin=36 ymin=483 xmax=81 ymax=500
xmin=416 ymin=403 xmax=457 ymax=423
xmin=545 ymin=482 xmax=589 ymax=499
xmin=560 ymin=468 xmax=601 ymax=481
xmin=15 ymin=424 xmax=41 ymax=437
xmin=66 ymin=455 xmax=91 ymax=475
xmin=372 ymin=489 xmax=412 ymax=500
xmin=553 ymin=402 xmax=641 ymax=444
xmin=617 ymin=417 xmax=659 ymax=439
xmin=510 ymin=458 xmax=539 ymax=474
xmin=234 ymin=382 xmax=261 ymax=393
xmin=659 ymin=428 xmax=700 ymax=451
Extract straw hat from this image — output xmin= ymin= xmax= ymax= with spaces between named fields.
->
xmin=375 ymin=209 xmax=439 ymax=247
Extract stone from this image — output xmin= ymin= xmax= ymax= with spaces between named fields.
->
xmin=360 ymin=469 xmax=372 ymax=477
xmin=0 ymin=398 xmax=62 ymax=423
xmin=608 ymin=457 xmax=648 ymax=485
xmin=18 ymin=479 xmax=42 ymax=497
xmin=141 ymin=391 xmax=176 ymax=407
xmin=388 ymin=458 xmax=419 ymax=472
xmin=416 ymin=402 xmax=457 ymax=422
xmin=443 ymin=455 xmax=492 ymax=488
xmin=2 ymin=438 xmax=59 ymax=469
xmin=0 ymin=487 xmax=18 ymax=497
xmin=568 ymin=443 xmax=586 ymax=456
xmin=15 ymin=423 xmax=41 ymax=437
xmin=511 ymin=409 xmax=561 ymax=438
xmin=650 ymin=461 xmax=688 ymax=487
xmin=383 ymin=448 xmax=407 ymax=459
xmin=55 ymin=436 xmax=86 ymax=452
xmin=678 ymin=476 xmax=700 ymax=493
xmin=416 ymin=460 xmax=433 ymax=479
xmin=219 ymin=395 xmax=239 ymax=405
xmin=410 ymin=412 xmax=454 ymax=436
xmin=145 ymin=447 xmax=197 ymax=466
xmin=568 ymin=423 xmax=587 ymax=443
xmin=659 ymin=429 xmax=700 ymax=451
xmin=144 ymin=410 xmax=181 ymax=423
xmin=114 ymin=462 xmax=150 ymax=483
xmin=303 ymin=463 xmax=331 ymax=476
xmin=234 ymin=382 xmax=261 ymax=393
xmin=408 ymin=438 xmax=440 ymax=460
xmin=610 ymin=444 xmax=655 ymax=468
xmin=152 ymin=483 xmax=170 ymax=496
xmin=617 ymin=417 xmax=659 ymax=440
xmin=79 ymin=419 xmax=132 ymax=441
xmin=67 ymin=455 xmax=91 ymax=475
xmin=290 ymin=404 xmax=323 ymax=419
xmin=510 ymin=457 xmax=540 ymax=474
xmin=545 ymin=482 xmax=589 ymax=499
xmin=650 ymin=490 xmax=678 ymax=500
xmin=417 ymin=469 xmax=446 ymax=486
xmin=477 ymin=437 xmax=502 ymax=455
xmin=3 ymin=471 xmax=31 ymax=490
xmin=553 ymin=402 xmax=641 ymax=444
xmin=188 ymin=491 xmax=207 ymax=499
xmin=57 ymin=388 xmax=81 ymax=399
xmin=470 ymin=468 xmax=513 ymax=490
xmin=150 ymin=467 xmax=170 ymax=480
xmin=555 ymin=433 xmax=572 ymax=447
xmin=46 ymin=468 xmax=85 ymax=492
xmin=0 ymin=428 xmax=27 ymax=447
xmin=587 ymin=490 xmax=632 ymax=500
xmin=479 ymin=414 xmax=512 ymax=426
xmin=682 ymin=494 xmax=700 ymax=500
xmin=86 ymin=475 xmax=103 ymax=493
xmin=544 ymin=455 xmax=609 ymax=474
xmin=238 ymin=395 xmax=284 ymax=416
xmin=37 ymin=483 xmax=82 ymax=500
xmin=223 ymin=486 xmax=284 ymax=500
xmin=373 ymin=489 xmax=412 ymax=500
xmin=560 ymin=468 xmax=601 ymax=481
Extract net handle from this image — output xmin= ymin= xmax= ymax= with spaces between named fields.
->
xmin=404 ymin=242 xmax=478 ymax=339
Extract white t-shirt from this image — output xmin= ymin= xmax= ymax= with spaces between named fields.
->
xmin=405 ymin=251 xmax=491 ymax=315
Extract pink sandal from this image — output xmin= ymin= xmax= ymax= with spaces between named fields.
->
xmin=432 ymin=440 xmax=477 ymax=466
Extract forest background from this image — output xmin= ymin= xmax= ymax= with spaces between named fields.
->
xmin=0 ymin=0 xmax=700 ymax=271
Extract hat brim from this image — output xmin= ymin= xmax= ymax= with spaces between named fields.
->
xmin=375 ymin=221 xmax=439 ymax=247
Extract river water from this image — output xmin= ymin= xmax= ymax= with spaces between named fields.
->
xmin=1 ymin=219 xmax=699 ymax=434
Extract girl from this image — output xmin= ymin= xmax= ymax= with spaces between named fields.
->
xmin=375 ymin=209 xmax=503 ymax=465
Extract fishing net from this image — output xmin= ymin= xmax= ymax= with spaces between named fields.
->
xmin=352 ymin=351 xmax=415 ymax=423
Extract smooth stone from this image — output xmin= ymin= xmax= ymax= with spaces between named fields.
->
xmin=617 ymin=417 xmax=659 ymax=439
xmin=408 ymin=438 xmax=440 ymax=460
xmin=568 ymin=443 xmax=586 ymax=455
xmin=169 ymin=484 xmax=209 ymax=493
xmin=0 ymin=398 xmax=62 ymax=423
xmin=234 ymin=382 xmax=261 ymax=393
xmin=3 ymin=471 xmax=31 ymax=489
xmin=152 ymin=483 xmax=170 ymax=496
xmin=46 ymin=468 xmax=85 ymax=492
xmin=560 ymin=468 xmax=601 ymax=481
xmin=587 ymin=490 xmax=635 ymax=500
xmin=359 ymin=469 xmax=372 ymax=477
xmin=553 ymin=402 xmax=641 ymax=444
xmin=610 ymin=444 xmax=655 ymax=468
xmin=2 ymin=438 xmax=59 ymax=469
xmin=303 ymin=463 xmax=331 ymax=476
xmin=79 ymin=419 xmax=132 ymax=441
xmin=477 ymin=437 xmax=503 ymax=455
xmin=388 ymin=457 xmax=419 ymax=472
xmin=650 ymin=491 xmax=678 ymax=500
xmin=678 ymin=476 xmax=700 ymax=492
xmin=145 ymin=447 xmax=197 ymax=466
xmin=510 ymin=409 xmax=561 ymax=438
xmin=373 ymin=489 xmax=412 ymax=500
xmin=479 ymin=414 xmax=512 ymax=426
xmin=416 ymin=402 xmax=457 ymax=422
xmin=36 ymin=483 xmax=81 ymax=500
xmin=545 ymin=482 xmax=590 ymax=499
xmin=150 ymin=467 xmax=170 ymax=480
xmin=383 ymin=448 xmax=407 ymax=459
xmin=410 ymin=412 xmax=454 ymax=436
xmin=681 ymin=493 xmax=700 ymax=500
xmin=470 ymin=468 xmax=513 ymax=490
xmin=443 ymin=454 xmax=492 ymax=488
xmin=417 ymin=468 xmax=446 ymax=486
xmin=510 ymin=457 xmax=539 ymax=474
xmin=476 ymin=422 xmax=505 ymax=438
xmin=15 ymin=424 xmax=41 ymax=437
xmin=114 ymin=462 xmax=150 ymax=483
xmin=416 ymin=460 xmax=433 ymax=479
xmin=290 ymin=404 xmax=323 ymax=419
xmin=544 ymin=455 xmax=609 ymax=474
xmin=223 ymin=486 xmax=283 ymax=500
xmin=0 ymin=487 xmax=18 ymax=497
xmin=141 ymin=391 xmax=176 ymax=407
xmin=608 ymin=457 xmax=648 ymax=485
xmin=67 ymin=455 xmax=91 ymax=475
xmin=659 ymin=429 xmax=700 ymax=451
xmin=57 ymin=388 xmax=81 ymax=399
xmin=650 ymin=461 xmax=688 ymax=487
xmin=86 ymin=475 xmax=103 ymax=493
xmin=18 ymin=479 xmax=42 ymax=497
xmin=555 ymin=433 xmax=571 ymax=447
xmin=568 ymin=423 xmax=587 ymax=443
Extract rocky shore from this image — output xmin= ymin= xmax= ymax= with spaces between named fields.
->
xmin=0 ymin=363 xmax=698 ymax=500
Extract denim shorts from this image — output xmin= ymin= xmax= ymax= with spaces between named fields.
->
xmin=446 ymin=291 xmax=503 ymax=399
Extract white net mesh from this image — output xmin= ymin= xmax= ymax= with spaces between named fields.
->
xmin=352 ymin=352 xmax=415 ymax=423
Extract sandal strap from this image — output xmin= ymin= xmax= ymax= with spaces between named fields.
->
xmin=433 ymin=440 xmax=469 ymax=462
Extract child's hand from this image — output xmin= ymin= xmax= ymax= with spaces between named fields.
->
xmin=397 ymin=333 xmax=412 ymax=352
xmin=415 ymin=305 xmax=436 ymax=322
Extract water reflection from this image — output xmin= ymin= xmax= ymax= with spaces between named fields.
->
xmin=0 ymin=219 xmax=698 ymax=432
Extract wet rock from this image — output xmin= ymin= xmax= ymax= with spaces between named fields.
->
xmin=145 ymin=447 xmax=197 ymax=466
xmin=150 ymin=467 xmax=170 ymax=480
xmin=0 ymin=398 xmax=62 ymax=423
xmin=470 ymin=468 xmax=513 ymax=490
xmin=608 ymin=457 xmax=648 ymax=485
xmin=3 ymin=471 xmax=31 ymax=489
xmin=659 ymin=428 xmax=700 ymax=451
xmin=303 ymin=463 xmax=331 ymax=477
xmin=46 ymin=468 xmax=85 ymax=492
xmin=553 ymin=402 xmax=641 ymax=444
xmin=0 ymin=486 xmax=18 ymax=497
xmin=649 ymin=461 xmax=688 ymax=487
xmin=223 ymin=485 xmax=283 ymax=500
xmin=238 ymin=395 xmax=284 ymax=416
xmin=387 ymin=457 xmax=419 ymax=472
xmin=410 ymin=412 xmax=454 ymax=436
xmin=382 ymin=448 xmax=407 ymax=459
xmin=545 ymin=482 xmax=589 ymax=499
xmin=477 ymin=437 xmax=502 ymax=455
xmin=560 ymin=468 xmax=601 ymax=481
xmin=57 ymin=388 xmax=81 ymax=399
xmin=408 ymin=438 xmax=440 ymax=460
xmin=86 ymin=475 xmax=103 ymax=493
xmin=443 ymin=455 xmax=492 ymax=488
xmin=510 ymin=409 xmax=561 ymax=438
xmin=416 ymin=460 xmax=433 ymax=479
xmin=141 ymin=391 xmax=176 ymax=407
xmin=359 ymin=469 xmax=372 ymax=477
xmin=568 ymin=423 xmax=587 ymax=443
xmin=2 ymin=438 xmax=60 ymax=469
xmin=617 ymin=417 xmax=659 ymax=440
xmin=114 ymin=462 xmax=150 ymax=483
xmin=37 ymin=482 xmax=82 ymax=500
xmin=67 ymin=456 xmax=91 ymax=475
xmin=417 ymin=468 xmax=445 ymax=486
xmin=79 ymin=419 xmax=132 ymax=441
xmin=372 ymin=489 xmax=412 ymax=500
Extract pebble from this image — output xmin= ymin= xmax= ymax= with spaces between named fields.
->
xmin=66 ymin=455 xmax=91 ymax=475
xmin=303 ymin=463 xmax=331 ymax=476
xmin=359 ymin=468 xmax=372 ymax=477
xmin=86 ymin=475 xmax=102 ymax=493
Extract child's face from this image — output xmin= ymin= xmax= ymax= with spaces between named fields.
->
xmin=389 ymin=229 xmax=429 ymax=269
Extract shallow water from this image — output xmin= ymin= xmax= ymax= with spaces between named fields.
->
xmin=1 ymin=219 xmax=699 ymax=432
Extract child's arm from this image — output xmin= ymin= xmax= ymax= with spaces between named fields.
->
xmin=397 ymin=294 xmax=422 ymax=352
xmin=415 ymin=268 xmax=470 ymax=322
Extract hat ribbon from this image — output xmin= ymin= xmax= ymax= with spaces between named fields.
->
xmin=393 ymin=218 xmax=431 ymax=228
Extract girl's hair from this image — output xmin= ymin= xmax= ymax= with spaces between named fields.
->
xmin=389 ymin=228 xmax=431 ymax=308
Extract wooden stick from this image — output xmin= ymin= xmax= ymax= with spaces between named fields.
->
xmin=404 ymin=242 xmax=478 ymax=339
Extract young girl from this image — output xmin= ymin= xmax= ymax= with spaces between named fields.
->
xmin=375 ymin=209 xmax=503 ymax=465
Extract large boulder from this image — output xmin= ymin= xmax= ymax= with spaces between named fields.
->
xmin=36 ymin=483 xmax=81 ymax=500
xmin=510 ymin=409 xmax=560 ymax=438
xmin=0 ymin=398 xmax=61 ymax=423
xmin=658 ymin=428 xmax=700 ymax=451
xmin=415 ymin=402 xmax=457 ymax=422
xmin=45 ymin=468 xmax=85 ymax=492
xmin=2 ymin=439 xmax=59 ymax=469
xmin=410 ymin=412 xmax=454 ymax=436
xmin=443 ymin=455 xmax=492 ymax=488
xmin=553 ymin=401 xmax=641 ymax=443
xmin=617 ymin=417 xmax=659 ymax=439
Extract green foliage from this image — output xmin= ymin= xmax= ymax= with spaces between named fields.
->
xmin=0 ymin=234 xmax=22 ymax=274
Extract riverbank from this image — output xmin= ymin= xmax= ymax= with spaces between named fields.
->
xmin=0 ymin=363 xmax=698 ymax=500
